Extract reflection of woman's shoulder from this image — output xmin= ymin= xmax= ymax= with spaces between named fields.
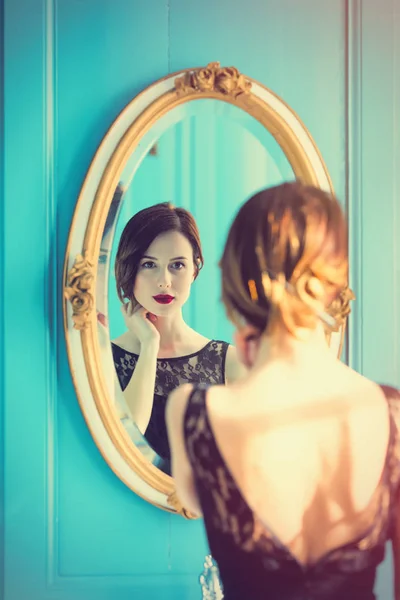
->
xmin=224 ymin=344 xmax=247 ymax=384
xmin=111 ymin=332 xmax=140 ymax=355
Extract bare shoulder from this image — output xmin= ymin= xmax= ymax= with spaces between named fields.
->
xmin=225 ymin=344 xmax=247 ymax=384
xmin=187 ymin=328 xmax=210 ymax=348
xmin=111 ymin=332 xmax=139 ymax=353
xmin=353 ymin=372 xmax=400 ymax=406
xmin=340 ymin=372 xmax=400 ymax=433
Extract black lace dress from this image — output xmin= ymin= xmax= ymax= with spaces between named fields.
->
xmin=184 ymin=384 xmax=400 ymax=600
xmin=111 ymin=340 xmax=229 ymax=473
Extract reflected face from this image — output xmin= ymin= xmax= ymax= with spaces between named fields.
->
xmin=133 ymin=231 xmax=196 ymax=315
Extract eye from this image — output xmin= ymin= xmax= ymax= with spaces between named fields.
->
xmin=141 ymin=261 xmax=156 ymax=269
xmin=171 ymin=261 xmax=185 ymax=270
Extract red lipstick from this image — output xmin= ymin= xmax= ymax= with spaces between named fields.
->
xmin=153 ymin=294 xmax=174 ymax=304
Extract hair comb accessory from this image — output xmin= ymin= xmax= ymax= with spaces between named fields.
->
xmin=254 ymin=239 xmax=337 ymax=329
xmin=254 ymin=234 xmax=338 ymax=329
xmin=325 ymin=285 xmax=355 ymax=330
xmin=248 ymin=279 xmax=258 ymax=302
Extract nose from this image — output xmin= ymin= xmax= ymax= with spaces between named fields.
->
xmin=157 ymin=269 xmax=171 ymax=289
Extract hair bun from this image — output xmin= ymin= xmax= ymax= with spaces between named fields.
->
xmin=220 ymin=182 xmax=351 ymax=337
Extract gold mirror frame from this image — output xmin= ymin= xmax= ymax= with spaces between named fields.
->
xmin=63 ymin=62 xmax=353 ymax=517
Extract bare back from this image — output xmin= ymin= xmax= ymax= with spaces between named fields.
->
xmin=203 ymin=364 xmax=391 ymax=567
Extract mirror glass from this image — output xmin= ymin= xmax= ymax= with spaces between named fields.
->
xmin=96 ymin=99 xmax=295 ymax=475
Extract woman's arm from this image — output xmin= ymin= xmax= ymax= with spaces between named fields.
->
xmin=116 ymin=303 xmax=160 ymax=434
xmin=166 ymin=383 xmax=202 ymax=516
xmin=225 ymin=344 xmax=247 ymax=384
xmin=121 ymin=340 xmax=158 ymax=434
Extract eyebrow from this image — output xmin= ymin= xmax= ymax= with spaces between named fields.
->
xmin=141 ymin=255 xmax=189 ymax=261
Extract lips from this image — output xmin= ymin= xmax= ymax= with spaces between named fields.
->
xmin=153 ymin=295 xmax=175 ymax=304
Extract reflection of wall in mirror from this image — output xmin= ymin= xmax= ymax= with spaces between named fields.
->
xmin=97 ymin=184 xmax=130 ymax=420
xmin=98 ymin=183 xmax=125 ymax=320
xmin=108 ymin=105 xmax=295 ymax=344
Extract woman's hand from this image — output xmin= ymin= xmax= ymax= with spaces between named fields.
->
xmin=121 ymin=302 xmax=160 ymax=348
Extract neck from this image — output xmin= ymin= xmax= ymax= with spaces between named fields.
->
xmin=251 ymin=323 xmax=333 ymax=373
xmin=153 ymin=310 xmax=191 ymax=349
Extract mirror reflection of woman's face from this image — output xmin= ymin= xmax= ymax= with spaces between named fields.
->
xmin=133 ymin=231 xmax=196 ymax=316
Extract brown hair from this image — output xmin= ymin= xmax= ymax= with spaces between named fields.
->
xmin=220 ymin=182 xmax=349 ymax=336
xmin=115 ymin=202 xmax=204 ymax=303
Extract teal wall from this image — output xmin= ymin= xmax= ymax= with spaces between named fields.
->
xmin=1 ymin=1 xmax=399 ymax=599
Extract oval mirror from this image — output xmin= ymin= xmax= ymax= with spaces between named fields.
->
xmin=64 ymin=63 xmax=354 ymax=516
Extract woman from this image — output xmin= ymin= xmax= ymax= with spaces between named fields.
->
xmin=112 ymin=202 xmax=244 ymax=472
xmin=166 ymin=182 xmax=400 ymax=599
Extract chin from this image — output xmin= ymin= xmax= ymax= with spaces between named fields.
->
xmin=151 ymin=300 xmax=181 ymax=316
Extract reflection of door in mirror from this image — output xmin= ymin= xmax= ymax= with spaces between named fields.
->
xmin=103 ymin=100 xmax=295 ymax=475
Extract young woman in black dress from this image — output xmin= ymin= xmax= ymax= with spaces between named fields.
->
xmin=167 ymin=182 xmax=400 ymax=600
